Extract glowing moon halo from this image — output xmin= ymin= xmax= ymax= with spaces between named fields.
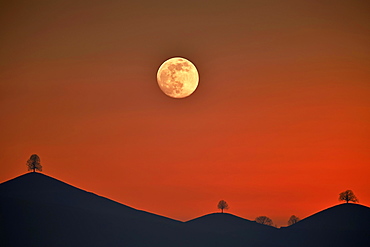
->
xmin=157 ymin=57 xmax=199 ymax=98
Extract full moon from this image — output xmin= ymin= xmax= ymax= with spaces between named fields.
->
xmin=157 ymin=57 xmax=199 ymax=98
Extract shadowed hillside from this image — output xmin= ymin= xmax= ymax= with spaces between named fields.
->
xmin=186 ymin=212 xmax=277 ymax=233
xmin=0 ymin=173 xmax=193 ymax=247
xmin=0 ymin=173 xmax=178 ymax=223
xmin=280 ymin=203 xmax=370 ymax=247
xmin=185 ymin=213 xmax=281 ymax=246
xmin=0 ymin=173 xmax=278 ymax=247
xmin=1 ymin=173 xmax=369 ymax=247
xmin=287 ymin=203 xmax=370 ymax=231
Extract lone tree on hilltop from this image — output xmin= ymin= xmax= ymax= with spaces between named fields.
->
xmin=288 ymin=215 xmax=300 ymax=226
xmin=255 ymin=216 xmax=273 ymax=226
xmin=27 ymin=154 xmax=42 ymax=172
xmin=339 ymin=190 xmax=358 ymax=203
xmin=217 ymin=200 xmax=229 ymax=213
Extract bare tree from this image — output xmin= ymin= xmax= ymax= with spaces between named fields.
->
xmin=27 ymin=154 xmax=42 ymax=172
xmin=255 ymin=216 xmax=273 ymax=226
xmin=217 ymin=200 xmax=229 ymax=213
xmin=339 ymin=190 xmax=358 ymax=203
xmin=288 ymin=215 xmax=300 ymax=226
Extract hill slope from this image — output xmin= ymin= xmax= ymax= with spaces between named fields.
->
xmin=280 ymin=203 xmax=370 ymax=247
xmin=185 ymin=213 xmax=281 ymax=246
xmin=0 ymin=173 xmax=280 ymax=247
xmin=187 ymin=212 xmax=276 ymax=231
xmin=0 ymin=172 xmax=177 ymax=223
xmin=288 ymin=203 xmax=370 ymax=231
xmin=0 ymin=173 xmax=189 ymax=247
xmin=1 ymin=173 xmax=369 ymax=247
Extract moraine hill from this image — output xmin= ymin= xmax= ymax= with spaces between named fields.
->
xmin=279 ymin=203 xmax=370 ymax=247
xmin=0 ymin=173 xmax=187 ymax=247
xmin=186 ymin=212 xmax=277 ymax=233
xmin=1 ymin=173 xmax=369 ymax=247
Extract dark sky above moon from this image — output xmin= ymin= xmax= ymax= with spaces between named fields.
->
xmin=1 ymin=0 xmax=369 ymax=226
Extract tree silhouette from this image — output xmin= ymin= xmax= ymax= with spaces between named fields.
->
xmin=288 ymin=215 xmax=300 ymax=226
xmin=255 ymin=216 xmax=273 ymax=226
xmin=339 ymin=190 xmax=358 ymax=203
xmin=27 ymin=154 xmax=42 ymax=172
xmin=217 ymin=200 xmax=229 ymax=213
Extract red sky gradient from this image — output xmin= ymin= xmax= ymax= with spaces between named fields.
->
xmin=1 ymin=0 xmax=369 ymax=226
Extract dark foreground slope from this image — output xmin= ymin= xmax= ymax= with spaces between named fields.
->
xmin=280 ymin=203 xmax=370 ymax=247
xmin=0 ymin=173 xmax=177 ymax=223
xmin=1 ymin=173 xmax=369 ymax=247
xmin=0 ymin=173 xmax=277 ymax=247
xmin=0 ymin=173 xmax=189 ymax=247
xmin=186 ymin=213 xmax=281 ymax=246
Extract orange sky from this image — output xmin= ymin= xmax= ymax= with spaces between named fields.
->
xmin=1 ymin=0 xmax=369 ymax=226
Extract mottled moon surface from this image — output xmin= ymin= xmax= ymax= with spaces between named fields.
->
xmin=157 ymin=57 xmax=199 ymax=98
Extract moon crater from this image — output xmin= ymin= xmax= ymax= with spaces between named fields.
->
xmin=157 ymin=57 xmax=199 ymax=98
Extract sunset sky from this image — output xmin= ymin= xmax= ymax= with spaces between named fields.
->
xmin=1 ymin=0 xmax=369 ymax=226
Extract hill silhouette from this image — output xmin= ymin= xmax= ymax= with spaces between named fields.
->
xmin=287 ymin=203 xmax=370 ymax=231
xmin=280 ymin=203 xmax=370 ymax=247
xmin=0 ymin=173 xmax=178 ymax=223
xmin=186 ymin=212 xmax=277 ymax=233
xmin=185 ymin=213 xmax=281 ymax=246
xmin=0 ymin=173 xmax=190 ymax=247
xmin=1 ymin=173 xmax=369 ymax=247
